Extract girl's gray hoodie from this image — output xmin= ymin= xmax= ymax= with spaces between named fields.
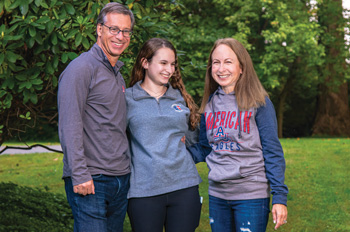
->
xmin=126 ymin=81 xmax=202 ymax=198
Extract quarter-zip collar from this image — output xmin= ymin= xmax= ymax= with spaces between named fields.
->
xmin=131 ymin=80 xmax=178 ymax=101
xmin=92 ymin=43 xmax=124 ymax=74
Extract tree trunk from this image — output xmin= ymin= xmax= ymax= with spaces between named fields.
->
xmin=312 ymin=0 xmax=350 ymax=136
xmin=277 ymin=76 xmax=293 ymax=138
xmin=276 ymin=58 xmax=300 ymax=138
xmin=277 ymin=91 xmax=286 ymax=138
xmin=313 ymin=82 xmax=350 ymax=136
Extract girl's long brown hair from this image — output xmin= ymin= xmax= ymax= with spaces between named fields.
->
xmin=200 ymin=38 xmax=268 ymax=112
xmin=130 ymin=38 xmax=200 ymax=130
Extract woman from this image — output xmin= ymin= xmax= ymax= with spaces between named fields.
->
xmin=188 ymin=38 xmax=288 ymax=231
xmin=126 ymin=38 xmax=202 ymax=232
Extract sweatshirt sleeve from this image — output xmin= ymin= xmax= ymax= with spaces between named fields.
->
xmin=185 ymin=125 xmax=199 ymax=147
xmin=187 ymin=114 xmax=212 ymax=163
xmin=58 ymin=60 xmax=92 ymax=186
xmin=255 ymin=97 xmax=289 ymax=206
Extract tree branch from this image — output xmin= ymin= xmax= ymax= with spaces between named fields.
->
xmin=0 ymin=144 xmax=63 ymax=155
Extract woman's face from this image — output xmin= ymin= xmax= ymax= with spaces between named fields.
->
xmin=143 ymin=47 xmax=175 ymax=86
xmin=211 ymin=44 xmax=242 ymax=93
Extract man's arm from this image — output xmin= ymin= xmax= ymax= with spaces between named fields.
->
xmin=58 ymin=60 xmax=93 ymax=193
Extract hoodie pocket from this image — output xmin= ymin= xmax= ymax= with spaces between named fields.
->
xmin=207 ymin=159 xmax=245 ymax=183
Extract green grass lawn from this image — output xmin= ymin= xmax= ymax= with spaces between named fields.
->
xmin=1 ymin=138 xmax=349 ymax=231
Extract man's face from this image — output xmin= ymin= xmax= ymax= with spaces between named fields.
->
xmin=96 ymin=12 xmax=132 ymax=65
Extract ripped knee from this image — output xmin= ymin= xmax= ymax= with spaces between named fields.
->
xmin=209 ymin=217 xmax=214 ymax=225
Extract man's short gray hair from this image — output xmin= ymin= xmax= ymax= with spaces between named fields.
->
xmin=97 ymin=2 xmax=135 ymax=30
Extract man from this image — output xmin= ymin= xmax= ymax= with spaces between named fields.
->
xmin=57 ymin=3 xmax=134 ymax=232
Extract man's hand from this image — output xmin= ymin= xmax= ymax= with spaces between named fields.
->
xmin=73 ymin=179 xmax=95 ymax=196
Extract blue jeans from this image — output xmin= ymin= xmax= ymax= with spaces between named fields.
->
xmin=64 ymin=173 xmax=130 ymax=232
xmin=209 ymin=195 xmax=270 ymax=232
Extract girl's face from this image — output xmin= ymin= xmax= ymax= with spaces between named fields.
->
xmin=143 ymin=47 xmax=176 ymax=86
xmin=211 ymin=44 xmax=242 ymax=93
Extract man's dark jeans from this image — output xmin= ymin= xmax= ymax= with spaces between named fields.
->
xmin=64 ymin=173 xmax=130 ymax=232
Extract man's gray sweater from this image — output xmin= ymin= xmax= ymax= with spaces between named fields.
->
xmin=58 ymin=44 xmax=130 ymax=186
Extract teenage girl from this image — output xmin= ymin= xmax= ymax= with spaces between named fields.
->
xmin=126 ymin=38 xmax=202 ymax=232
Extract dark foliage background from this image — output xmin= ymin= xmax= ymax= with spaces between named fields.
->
xmin=0 ymin=0 xmax=349 ymax=143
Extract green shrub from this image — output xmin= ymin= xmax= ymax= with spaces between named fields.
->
xmin=0 ymin=182 xmax=73 ymax=232
xmin=0 ymin=0 xmax=177 ymax=144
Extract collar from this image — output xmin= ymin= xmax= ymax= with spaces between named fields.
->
xmin=131 ymin=80 xmax=179 ymax=101
xmin=217 ymin=86 xmax=235 ymax=95
xmin=92 ymin=43 xmax=124 ymax=72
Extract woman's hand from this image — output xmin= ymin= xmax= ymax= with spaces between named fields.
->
xmin=181 ymin=136 xmax=186 ymax=144
xmin=272 ymin=204 xmax=288 ymax=230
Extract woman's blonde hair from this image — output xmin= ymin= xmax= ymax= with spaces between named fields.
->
xmin=200 ymin=38 xmax=268 ymax=112
xmin=129 ymin=38 xmax=200 ymax=130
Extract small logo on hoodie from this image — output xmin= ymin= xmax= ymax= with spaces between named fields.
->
xmin=211 ymin=126 xmax=241 ymax=152
xmin=214 ymin=126 xmax=230 ymax=142
xmin=171 ymin=104 xmax=183 ymax=112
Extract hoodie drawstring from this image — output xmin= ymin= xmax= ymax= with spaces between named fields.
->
xmin=238 ymin=109 xmax=242 ymax=139
xmin=210 ymin=89 xmax=219 ymax=136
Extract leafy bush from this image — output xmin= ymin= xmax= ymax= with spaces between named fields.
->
xmin=0 ymin=0 xmax=177 ymax=144
xmin=0 ymin=182 xmax=73 ymax=232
